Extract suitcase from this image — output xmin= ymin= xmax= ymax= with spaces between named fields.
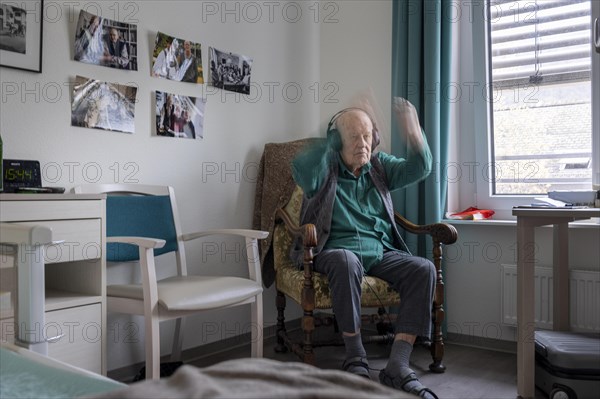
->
xmin=535 ymin=330 xmax=600 ymax=399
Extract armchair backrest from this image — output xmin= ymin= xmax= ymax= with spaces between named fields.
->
xmin=106 ymin=195 xmax=178 ymax=262
xmin=74 ymin=184 xmax=188 ymax=275
xmin=273 ymin=185 xmax=303 ymax=272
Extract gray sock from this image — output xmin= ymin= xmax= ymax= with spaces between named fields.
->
xmin=385 ymin=340 xmax=435 ymax=399
xmin=386 ymin=339 xmax=412 ymax=372
xmin=343 ymin=333 xmax=367 ymax=360
xmin=342 ymin=334 xmax=368 ymax=374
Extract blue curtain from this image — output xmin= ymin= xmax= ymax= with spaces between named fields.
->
xmin=391 ymin=0 xmax=453 ymax=258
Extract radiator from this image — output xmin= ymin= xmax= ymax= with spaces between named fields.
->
xmin=501 ymin=264 xmax=600 ymax=332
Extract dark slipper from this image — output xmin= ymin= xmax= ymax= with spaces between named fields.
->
xmin=342 ymin=356 xmax=371 ymax=380
xmin=379 ymin=368 xmax=439 ymax=399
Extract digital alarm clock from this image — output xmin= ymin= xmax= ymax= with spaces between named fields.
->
xmin=2 ymin=159 xmax=42 ymax=193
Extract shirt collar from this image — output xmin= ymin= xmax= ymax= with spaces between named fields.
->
xmin=337 ymin=153 xmax=372 ymax=178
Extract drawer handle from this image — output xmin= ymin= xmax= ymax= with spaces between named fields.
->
xmin=15 ymin=335 xmax=63 ymax=346
xmin=46 ymin=334 xmax=65 ymax=343
xmin=595 ymin=18 xmax=600 ymax=54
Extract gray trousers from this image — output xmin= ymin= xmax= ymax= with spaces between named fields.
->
xmin=313 ymin=249 xmax=435 ymax=337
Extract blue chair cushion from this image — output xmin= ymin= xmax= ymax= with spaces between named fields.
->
xmin=106 ymin=195 xmax=178 ymax=262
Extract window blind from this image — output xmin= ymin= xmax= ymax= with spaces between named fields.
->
xmin=489 ymin=0 xmax=592 ymax=87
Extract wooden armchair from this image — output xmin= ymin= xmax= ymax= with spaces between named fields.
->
xmin=272 ymin=185 xmax=458 ymax=373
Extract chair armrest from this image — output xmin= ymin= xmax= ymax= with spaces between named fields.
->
xmin=394 ymin=212 xmax=458 ymax=245
xmin=180 ymin=229 xmax=268 ymax=242
xmin=179 ymin=229 xmax=268 ymax=286
xmin=107 ymin=236 xmax=166 ymax=249
xmin=275 ymin=208 xmax=317 ymax=248
xmin=106 ymin=236 xmax=163 ymax=312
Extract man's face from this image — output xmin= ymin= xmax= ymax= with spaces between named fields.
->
xmin=337 ymin=110 xmax=373 ymax=175
xmin=109 ymin=30 xmax=118 ymax=43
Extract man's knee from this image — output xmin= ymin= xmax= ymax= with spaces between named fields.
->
xmin=320 ymin=249 xmax=363 ymax=279
xmin=417 ymin=257 xmax=436 ymax=285
xmin=336 ymin=249 xmax=363 ymax=277
xmin=421 ymin=257 xmax=435 ymax=273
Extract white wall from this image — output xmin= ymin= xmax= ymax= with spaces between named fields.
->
xmin=319 ymin=0 xmax=393 ymax=150
xmin=0 ymin=0 xmax=393 ymax=371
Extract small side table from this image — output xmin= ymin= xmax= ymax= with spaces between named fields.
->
xmin=512 ymin=207 xmax=600 ymax=398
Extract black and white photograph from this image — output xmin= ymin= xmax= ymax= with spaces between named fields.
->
xmin=155 ymin=91 xmax=205 ymax=139
xmin=0 ymin=0 xmax=43 ymax=72
xmin=209 ymin=46 xmax=252 ymax=95
xmin=71 ymin=75 xmax=137 ymax=134
xmin=151 ymin=32 xmax=203 ymax=84
xmin=73 ymin=9 xmax=138 ymax=70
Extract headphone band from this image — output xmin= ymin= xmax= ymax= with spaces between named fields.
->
xmin=327 ymin=107 xmax=377 ymax=134
xmin=326 ymin=107 xmax=380 ymax=151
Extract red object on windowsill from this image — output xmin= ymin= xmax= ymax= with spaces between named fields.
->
xmin=447 ymin=207 xmax=495 ymax=220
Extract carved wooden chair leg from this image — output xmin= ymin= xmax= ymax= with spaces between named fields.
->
xmin=301 ymin=307 xmax=316 ymax=365
xmin=429 ymin=302 xmax=445 ymax=373
xmin=301 ymin=260 xmax=316 ymax=365
xmin=275 ymin=290 xmax=288 ymax=353
xmin=429 ymin=240 xmax=446 ymax=373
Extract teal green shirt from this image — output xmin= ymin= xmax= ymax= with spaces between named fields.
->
xmin=292 ymin=137 xmax=432 ymax=271
xmin=326 ymin=154 xmax=396 ymax=270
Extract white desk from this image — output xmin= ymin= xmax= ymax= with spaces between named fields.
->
xmin=511 ymin=207 xmax=600 ymax=399
xmin=0 ymin=193 xmax=107 ymax=375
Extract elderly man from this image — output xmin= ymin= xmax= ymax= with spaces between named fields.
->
xmin=102 ymin=28 xmax=129 ymax=69
xmin=291 ymin=99 xmax=438 ymax=399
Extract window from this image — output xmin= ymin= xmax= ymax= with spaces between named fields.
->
xmin=486 ymin=0 xmax=596 ymax=195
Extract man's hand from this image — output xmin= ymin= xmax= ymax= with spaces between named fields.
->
xmin=393 ymin=97 xmax=424 ymax=151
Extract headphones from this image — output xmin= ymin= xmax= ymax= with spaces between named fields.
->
xmin=326 ymin=107 xmax=380 ymax=151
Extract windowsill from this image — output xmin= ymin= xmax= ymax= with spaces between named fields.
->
xmin=443 ymin=217 xmax=600 ymax=229
xmin=443 ymin=218 xmax=517 ymax=226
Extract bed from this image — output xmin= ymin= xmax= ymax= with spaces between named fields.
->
xmin=0 ymin=342 xmax=125 ymax=398
xmin=87 ymin=358 xmax=416 ymax=399
xmin=1 ymin=342 xmax=414 ymax=399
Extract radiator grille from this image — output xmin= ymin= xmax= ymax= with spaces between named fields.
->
xmin=501 ymin=264 xmax=600 ymax=332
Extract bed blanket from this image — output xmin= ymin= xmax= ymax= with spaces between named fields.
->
xmin=85 ymin=358 xmax=416 ymax=399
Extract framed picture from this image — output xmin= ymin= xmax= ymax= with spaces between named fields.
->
xmin=0 ymin=0 xmax=44 ymax=73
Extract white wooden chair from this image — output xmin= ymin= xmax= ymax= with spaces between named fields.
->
xmin=74 ymin=184 xmax=267 ymax=380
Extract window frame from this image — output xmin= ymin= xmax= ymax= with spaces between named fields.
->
xmin=463 ymin=0 xmax=599 ymax=217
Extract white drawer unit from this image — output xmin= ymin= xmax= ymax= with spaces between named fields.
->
xmin=46 ymin=304 xmax=103 ymax=374
xmin=0 ymin=194 xmax=107 ymax=375
xmin=14 ymin=219 xmax=102 ymax=264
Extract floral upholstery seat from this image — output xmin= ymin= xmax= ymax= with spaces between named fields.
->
xmin=273 ymin=185 xmax=400 ymax=309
